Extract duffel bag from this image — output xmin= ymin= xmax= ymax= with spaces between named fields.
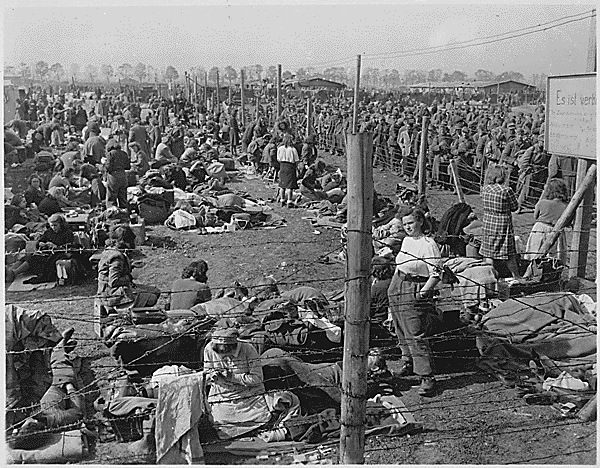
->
xmin=206 ymin=161 xmax=226 ymax=182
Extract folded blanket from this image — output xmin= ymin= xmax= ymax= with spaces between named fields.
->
xmin=155 ymin=373 xmax=207 ymax=464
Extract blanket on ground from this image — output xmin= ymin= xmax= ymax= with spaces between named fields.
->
xmin=477 ymin=292 xmax=597 ymax=374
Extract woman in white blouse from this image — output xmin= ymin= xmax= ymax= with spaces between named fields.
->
xmin=387 ymin=208 xmax=441 ymax=396
xmin=276 ymin=134 xmax=299 ymax=208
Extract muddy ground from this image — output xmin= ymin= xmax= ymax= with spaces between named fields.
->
xmin=4 ymin=149 xmax=596 ymax=465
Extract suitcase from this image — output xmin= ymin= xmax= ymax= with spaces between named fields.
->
xmin=130 ymin=308 xmax=166 ymax=325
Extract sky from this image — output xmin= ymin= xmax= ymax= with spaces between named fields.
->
xmin=2 ymin=1 xmax=596 ymax=79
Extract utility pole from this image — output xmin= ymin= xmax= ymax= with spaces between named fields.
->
xmin=570 ymin=12 xmax=597 ymax=277
xmin=277 ymin=64 xmax=282 ymax=118
xmin=340 ymin=53 xmax=372 ymax=466
xmin=352 ymin=55 xmax=361 ymax=133
xmin=216 ymin=69 xmax=221 ymax=113
xmin=240 ymin=68 xmax=246 ymax=127
xmin=306 ymin=95 xmax=312 ymax=138
xmin=418 ymin=115 xmax=429 ymax=196
xmin=204 ymin=72 xmax=208 ymax=110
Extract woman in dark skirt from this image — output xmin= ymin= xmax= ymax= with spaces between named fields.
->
xmin=276 ymin=134 xmax=299 ymax=208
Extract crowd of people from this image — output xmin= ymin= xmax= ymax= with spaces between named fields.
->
xmin=5 ymin=82 xmax=590 ymax=455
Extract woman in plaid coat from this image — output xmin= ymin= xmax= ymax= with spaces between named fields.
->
xmin=481 ymin=165 xmax=521 ymax=279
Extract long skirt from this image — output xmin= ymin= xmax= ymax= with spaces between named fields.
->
xmin=278 ymin=162 xmax=298 ymax=189
xmin=525 ymin=221 xmax=567 ymax=265
xmin=387 ymin=272 xmax=435 ymax=376
xmin=209 ymin=393 xmax=271 ymax=439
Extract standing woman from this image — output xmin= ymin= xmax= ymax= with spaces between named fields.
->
xmin=524 ymin=178 xmax=569 ymax=265
xmin=104 ymin=139 xmax=130 ymax=210
xmin=387 ymin=208 xmax=441 ymax=396
xmin=276 ymin=134 xmax=299 ymax=208
xmin=229 ymin=108 xmax=240 ymax=156
xmin=480 ymin=165 xmax=521 ymax=279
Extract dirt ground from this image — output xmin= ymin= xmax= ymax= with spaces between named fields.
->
xmin=4 ymin=149 xmax=597 ymax=465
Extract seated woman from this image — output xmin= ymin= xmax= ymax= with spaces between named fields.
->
xmin=48 ymin=167 xmax=75 ymax=191
xmin=179 ymin=138 xmax=199 ymax=168
xmin=5 ymin=195 xmax=44 ymax=231
xmin=168 ymin=260 xmax=212 ymax=310
xmin=370 ymin=256 xmax=394 ymax=323
xmin=128 ymin=141 xmax=150 ymax=178
xmin=97 ymin=225 xmax=160 ymax=310
xmin=24 ymin=174 xmax=46 ymax=208
xmin=299 ymin=159 xmax=327 ymax=203
xmin=10 ymin=214 xmax=82 ymax=284
xmin=203 ymin=327 xmax=271 ymax=440
xmin=373 ymin=205 xmax=411 ymax=254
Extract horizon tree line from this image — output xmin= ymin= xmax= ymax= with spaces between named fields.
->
xmin=4 ymin=61 xmax=547 ymax=90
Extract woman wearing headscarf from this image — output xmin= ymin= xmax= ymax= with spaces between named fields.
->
xmin=104 ymin=139 xmax=130 ymax=210
xmin=97 ymin=225 xmax=160 ymax=309
xmin=276 ymin=134 xmax=299 ymax=208
xmin=203 ymin=327 xmax=271 ymax=439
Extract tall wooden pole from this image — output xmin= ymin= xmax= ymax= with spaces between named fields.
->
xmin=240 ymin=68 xmax=246 ymax=127
xmin=340 ymin=132 xmax=373 ymax=465
xmin=352 ymin=55 xmax=361 ymax=134
xmin=256 ymin=96 xmax=260 ymax=120
xmin=204 ymin=72 xmax=208 ymax=109
xmin=216 ymin=69 xmax=220 ymax=113
xmin=228 ymin=85 xmax=232 ymax=105
xmin=306 ymin=95 xmax=312 ymax=138
xmin=570 ymin=13 xmax=597 ymax=277
xmin=277 ymin=64 xmax=282 ymax=118
xmin=418 ymin=115 xmax=429 ymax=196
xmin=541 ymin=164 xmax=596 ymax=256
